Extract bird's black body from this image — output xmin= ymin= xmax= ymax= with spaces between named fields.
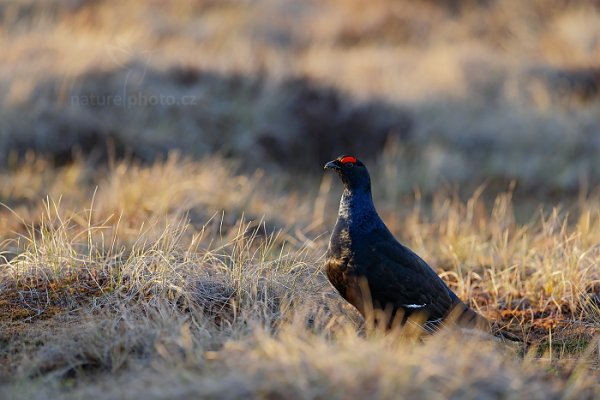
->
xmin=324 ymin=156 xmax=488 ymax=331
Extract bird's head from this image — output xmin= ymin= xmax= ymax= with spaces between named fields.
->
xmin=324 ymin=155 xmax=371 ymax=192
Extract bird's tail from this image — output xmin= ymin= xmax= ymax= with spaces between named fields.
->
xmin=447 ymin=301 xmax=491 ymax=331
xmin=448 ymin=301 xmax=524 ymax=342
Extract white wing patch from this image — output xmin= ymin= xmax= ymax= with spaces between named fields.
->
xmin=403 ymin=303 xmax=426 ymax=309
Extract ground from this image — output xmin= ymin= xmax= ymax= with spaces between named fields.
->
xmin=0 ymin=1 xmax=599 ymax=399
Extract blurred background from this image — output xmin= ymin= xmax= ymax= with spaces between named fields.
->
xmin=1 ymin=0 xmax=600 ymax=200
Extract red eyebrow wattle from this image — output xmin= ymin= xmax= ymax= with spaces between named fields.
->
xmin=340 ymin=156 xmax=357 ymax=164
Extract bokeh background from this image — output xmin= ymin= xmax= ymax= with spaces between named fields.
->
xmin=2 ymin=0 xmax=600 ymax=198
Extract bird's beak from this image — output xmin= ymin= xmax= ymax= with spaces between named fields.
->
xmin=324 ymin=160 xmax=341 ymax=171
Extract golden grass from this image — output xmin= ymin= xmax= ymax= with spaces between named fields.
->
xmin=2 ymin=0 xmax=600 ymax=194
xmin=0 ymin=156 xmax=598 ymax=399
xmin=0 ymin=0 xmax=599 ymax=398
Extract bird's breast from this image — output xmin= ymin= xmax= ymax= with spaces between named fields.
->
xmin=324 ymin=256 xmax=354 ymax=300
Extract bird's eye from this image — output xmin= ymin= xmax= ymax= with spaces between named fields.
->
xmin=345 ymin=162 xmax=354 ymax=168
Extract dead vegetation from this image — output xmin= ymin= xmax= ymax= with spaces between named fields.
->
xmin=0 ymin=156 xmax=598 ymax=399
xmin=1 ymin=0 xmax=600 ymax=398
xmin=1 ymin=0 xmax=600 ymax=193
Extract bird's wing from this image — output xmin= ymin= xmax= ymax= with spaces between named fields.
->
xmin=364 ymin=235 xmax=456 ymax=320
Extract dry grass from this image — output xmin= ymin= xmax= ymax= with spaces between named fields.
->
xmin=0 ymin=156 xmax=598 ymax=399
xmin=1 ymin=0 xmax=600 ymax=192
xmin=1 ymin=0 xmax=600 ymax=398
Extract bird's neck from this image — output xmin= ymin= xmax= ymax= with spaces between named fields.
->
xmin=337 ymin=187 xmax=381 ymax=233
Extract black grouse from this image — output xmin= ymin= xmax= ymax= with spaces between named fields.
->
xmin=324 ymin=155 xmax=489 ymax=332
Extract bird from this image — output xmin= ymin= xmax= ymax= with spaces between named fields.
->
xmin=324 ymin=155 xmax=490 ymax=333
